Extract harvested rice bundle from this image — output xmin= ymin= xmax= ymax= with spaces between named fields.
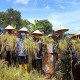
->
xmin=71 ymin=39 xmax=80 ymax=53
xmin=23 ymin=38 xmax=38 ymax=55
xmin=1 ymin=33 xmax=9 ymax=53
xmin=59 ymin=39 xmax=68 ymax=51
xmin=41 ymin=36 xmax=54 ymax=44
xmin=1 ymin=33 xmax=17 ymax=53
xmin=23 ymin=38 xmax=39 ymax=68
xmin=5 ymin=35 xmax=17 ymax=51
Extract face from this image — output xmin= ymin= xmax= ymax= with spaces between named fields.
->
xmin=8 ymin=30 xmax=12 ymax=34
xmin=34 ymin=34 xmax=40 ymax=39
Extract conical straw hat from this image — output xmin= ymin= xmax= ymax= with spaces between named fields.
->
xmin=32 ymin=30 xmax=43 ymax=35
xmin=71 ymin=32 xmax=80 ymax=39
xmin=55 ymin=26 xmax=69 ymax=33
xmin=18 ymin=27 xmax=29 ymax=33
xmin=5 ymin=25 xmax=15 ymax=30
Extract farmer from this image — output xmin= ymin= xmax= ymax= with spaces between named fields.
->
xmin=17 ymin=27 xmax=29 ymax=75
xmin=32 ymin=30 xmax=43 ymax=72
xmin=4 ymin=25 xmax=16 ymax=66
xmin=42 ymin=39 xmax=54 ymax=79
xmin=71 ymin=34 xmax=79 ymax=80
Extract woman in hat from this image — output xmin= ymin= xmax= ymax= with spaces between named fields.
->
xmin=42 ymin=36 xmax=55 ymax=79
xmin=17 ymin=27 xmax=29 ymax=75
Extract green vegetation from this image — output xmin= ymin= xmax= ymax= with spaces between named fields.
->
xmin=31 ymin=19 xmax=53 ymax=34
xmin=0 ymin=8 xmax=53 ymax=34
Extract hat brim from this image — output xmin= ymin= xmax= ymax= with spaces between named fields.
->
xmin=71 ymin=35 xmax=80 ymax=39
xmin=18 ymin=30 xmax=29 ymax=34
xmin=5 ymin=29 xmax=15 ymax=30
xmin=32 ymin=33 xmax=43 ymax=36
xmin=55 ymin=29 xmax=69 ymax=33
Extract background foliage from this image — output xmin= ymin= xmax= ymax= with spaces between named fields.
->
xmin=0 ymin=8 xmax=53 ymax=34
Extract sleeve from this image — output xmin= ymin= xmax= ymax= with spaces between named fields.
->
xmin=16 ymin=39 xmax=19 ymax=47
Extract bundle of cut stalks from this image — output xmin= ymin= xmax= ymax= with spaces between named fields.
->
xmin=1 ymin=33 xmax=17 ymax=53
xmin=71 ymin=39 xmax=80 ymax=53
xmin=59 ymin=39 xmax=68 ymax=51
xmin=41 ymin=36 xmax=54 ymax=44
xmin=23 ymin=38 xmax=38 ymax=55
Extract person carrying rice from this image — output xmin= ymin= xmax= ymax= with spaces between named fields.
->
xmin=4 ymin=25 xmax=16 ymax=66
xmin=16 ymin=27 xmax=29 ymax=76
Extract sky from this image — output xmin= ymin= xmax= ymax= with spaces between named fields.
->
xmin=0 ymin=0 xmax=80 ymax=33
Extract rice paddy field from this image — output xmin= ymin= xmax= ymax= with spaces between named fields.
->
xmin=0 ymin=60 xmax=60 ymax=80
xmin=0 ymin=34 xmax=80 ymax=80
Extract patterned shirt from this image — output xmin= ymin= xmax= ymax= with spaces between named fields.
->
xmin=16 ymin=38 xmax=25 ymax=56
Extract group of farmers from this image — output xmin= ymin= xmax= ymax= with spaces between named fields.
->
xmin=0 ymin=25 xmax=79 ymax=80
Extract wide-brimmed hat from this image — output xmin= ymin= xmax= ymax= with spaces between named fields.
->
xmin=32 ymin=30 xmax=43 ymax=36
xmin=18 ymin=27 xmax=29 ymax=33
xmin=71 ymin=32 xmax=80 ymax=39
xmin=55 ymin=26 xmax=69 ymax=33
xmin=5 ymin=25 xmax=15 ymax=30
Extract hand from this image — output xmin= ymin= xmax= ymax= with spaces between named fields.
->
xmin=69 ymin=54 xmax=72 ymax=59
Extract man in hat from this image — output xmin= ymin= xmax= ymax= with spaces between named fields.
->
xmin=32 ymin=30 xmax=43 ymax=73
xmin=4 ymin=25 xmax=16 ymax=66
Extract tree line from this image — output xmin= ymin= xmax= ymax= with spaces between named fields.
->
xmin=0 ymin=8 xmax=53 ymax=34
